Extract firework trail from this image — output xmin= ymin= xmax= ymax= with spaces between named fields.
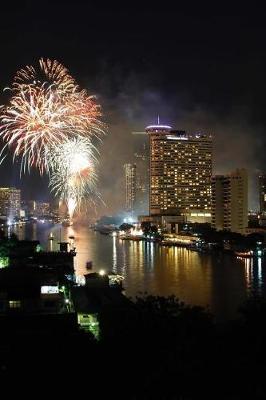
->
xmin=14 ymin=58 xmax=76 ymax=93
xmin=47 ymin=136 xmax=98 ymax=219
xmin=0 ymin=58 xmax=105 ymax=173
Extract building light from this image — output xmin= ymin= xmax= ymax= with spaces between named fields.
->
xmin=9 ymin=300 xmax=21 ymax=308
xmin=41 ymin=286 xmax=59 ymax=294
xmin=0 ymin=257 xmax=9 ymax=268
xmin=166 ymin=136 xmax=188 ymax=141
xmin=146 ymin=125 xmax=172 ymax=130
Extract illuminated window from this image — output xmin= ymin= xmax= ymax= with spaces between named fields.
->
xmin=9 ymin=300 xmax=21 ymax=309
xmin=41 ymin=286 xmax=59 ymax=294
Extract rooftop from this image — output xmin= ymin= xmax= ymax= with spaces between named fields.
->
xmin=145 ymin=124 xmax=172 ymax=131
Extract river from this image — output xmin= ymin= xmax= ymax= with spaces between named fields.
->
xmin=8 ymin=221 xmax=266 ymax=320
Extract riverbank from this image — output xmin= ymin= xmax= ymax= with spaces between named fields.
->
xmin=5 ymin=222 xmax=265 ymax=321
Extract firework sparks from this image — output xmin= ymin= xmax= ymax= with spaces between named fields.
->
xmin=0 ymin=86 xmax=70 ymax=173
xmin=0 ymin=58 xmax=105 ymax=173
xmin=47 ymin=136 xmax=98 ymax=219
xmin=14 ymin=58 xmax=76 ymax=93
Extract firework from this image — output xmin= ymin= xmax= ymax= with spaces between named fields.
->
xmin=0 ymin=86 xmax=70 ymax=173
xmin=0 ymin=58 xmax=105 ymax=173
xmin=14 ymin=58 xmax=76 ymax=93
xmin=47 ymin=136 xmax=98 ymax=219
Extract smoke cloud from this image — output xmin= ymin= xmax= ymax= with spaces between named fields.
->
xmin=95 ymin=74 xmax=264 ymax=217
xmin=1 ymin=71 xmax=264 ymax=217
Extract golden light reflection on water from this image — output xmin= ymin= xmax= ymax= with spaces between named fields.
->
xmin=244 ymin=257 xmax=253 ymax=289
xmin=7 ymin=223 xmax=266 ymax=319
xmin=119 ymin=240 xmax=214 ymax=307
xmin=112 ymin=236 xmax=117 ymax=273
xmin=240 ymin=256 xmax=263 ymax=293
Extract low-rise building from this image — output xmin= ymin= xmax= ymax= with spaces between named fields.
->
xmin=0 ymin=268 xmax=69 ymax=315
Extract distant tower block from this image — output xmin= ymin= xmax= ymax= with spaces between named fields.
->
xmin=124 ymin=163 xmax=137 ymax=214
xmin=259 ymin=174 xmax=266 ymax=214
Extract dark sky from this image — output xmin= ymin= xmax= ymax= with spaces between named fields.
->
xmin=0 ymin=2 xmax=265 ymax=213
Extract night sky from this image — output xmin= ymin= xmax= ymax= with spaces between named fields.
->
xmin=0 ymin=2 xmax=265 ymax=213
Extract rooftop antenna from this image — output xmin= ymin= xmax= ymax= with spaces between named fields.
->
xmin=131 ymin=115 xmax=167 ymax=135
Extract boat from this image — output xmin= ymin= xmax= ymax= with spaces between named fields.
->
xmin=160 ymin=240 xmax=177 ymax=247
xmin=86 ymin=261 xmax=93 ymax=270
xmin=84 ymin=270 xmax=125 ymax=292
xmin=108 ymin=271 xmax=124 ymax=289
xmin=235 ymin=251 xmax=253 ymax=258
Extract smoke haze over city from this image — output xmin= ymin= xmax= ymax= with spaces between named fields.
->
xmin=0 ymin=3 xmax=265 ymax=214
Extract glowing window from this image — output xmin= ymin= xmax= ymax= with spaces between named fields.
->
xmin=9 ymin=300 xmax=21 ymax=309
xmin=41 ymin=286 xmax=59 ymax=294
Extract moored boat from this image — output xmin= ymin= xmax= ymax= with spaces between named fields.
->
xmin=235 ymin=250 xmax=253 ymax=258
xmin=86 ymin=261 xmax=93 ymax=270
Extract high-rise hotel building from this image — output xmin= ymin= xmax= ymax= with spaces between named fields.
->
xmin=124 ymin=163 xmax=137 ymax=214
xmin=211 ymin=169 xmax=248 ymax=234
xmin=146 ymin=124 xmax=212 ymax=221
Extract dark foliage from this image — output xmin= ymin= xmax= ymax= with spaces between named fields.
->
xmin=1 ymin=295 xmax=266 ymax=398
xmin=119 ymin=223 xmax=134 ymax=232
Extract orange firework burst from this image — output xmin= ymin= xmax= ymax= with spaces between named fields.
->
xmin=0 ymin=86 xmax=70 ymax=173
xmin=0 ymin=58 xmax=105 ymax=173
xmin=14 ymin=58 xmax=76 ymax=93
xmin=65 ymin=90 xmax=103 ymax=138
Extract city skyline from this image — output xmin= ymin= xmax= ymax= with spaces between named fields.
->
xmin=0 ymin=4 xmax=265 ymax=213
xmin=0 ymin=5 xmax=266 ymax=394
xmin=0 ymin=119 xmax=263 ymax=215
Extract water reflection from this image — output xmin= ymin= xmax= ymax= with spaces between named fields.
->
xmin=238 ymin=256 xmax=264 ymax=293
xmin=258 ymin=257 xmax=262 ymax=286
xmin=112 ymin=236 xmax=117 ymax=273
xmin=6 ymin=222 xmax=266 ymax=320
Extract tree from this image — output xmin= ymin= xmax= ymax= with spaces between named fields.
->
xmin=119 ymin=223 xmax=133 ymax=232
xmin=141 ymin=221 xmax=151 ymax=236
xmin=141 ymin=222 xmax=158 ymax=237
